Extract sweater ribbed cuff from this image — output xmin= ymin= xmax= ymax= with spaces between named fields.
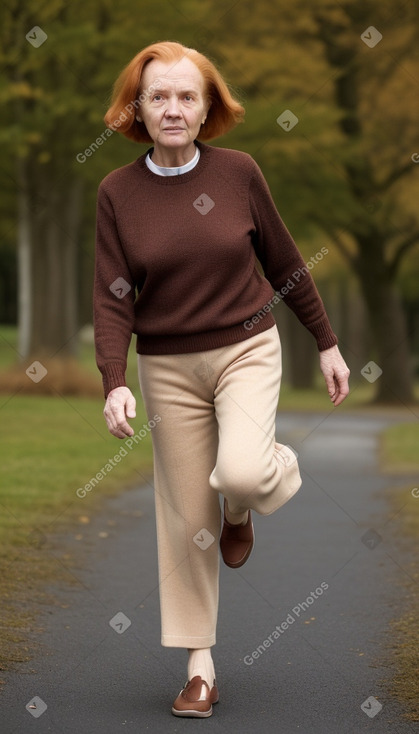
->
xmin=101 ymin=362 xmax=127 ymax=398
xmin=306 ymin=316 xmax=338 ymax=352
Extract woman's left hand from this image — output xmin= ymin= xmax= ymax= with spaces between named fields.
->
xmin=319 ymin=345 xmax=350 ymax=406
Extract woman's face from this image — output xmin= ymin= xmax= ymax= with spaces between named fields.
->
xmin=138 ymin=57 xmax=209 ymax=153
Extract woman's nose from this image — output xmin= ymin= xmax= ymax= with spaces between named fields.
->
xmin=165 ymin=97 xmax=181 ymax=117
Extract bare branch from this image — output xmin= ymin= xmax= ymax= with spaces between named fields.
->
xmin=311 ymin=215 xmax=355 ymax=265
xmin=389 ymin=231 xmax=419 ymax=276
xmin=377 ymin=161 xmax=416 ymax=192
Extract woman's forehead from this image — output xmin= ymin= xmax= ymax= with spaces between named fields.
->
xmin=141 ymin=57 xmax=204 ymax=90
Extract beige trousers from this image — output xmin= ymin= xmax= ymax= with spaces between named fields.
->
xmin=137 ymin=325 xmax=301 ymax=648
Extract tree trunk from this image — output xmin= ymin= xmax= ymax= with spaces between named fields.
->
xmin=63 ymin=177 xmax=83 ymax=358
xmin=355 ymin=248 xmax=414 ymax=404
xmin=345 ymin=286 xmax=369 ymax=376
xmin=25 ymin=163 xmax=82 ymax=359
xmin=16 ymin=157 xmax=32 ymax=360
xmin=288 ymin=321 xmax=317 ymax=389
xmin=274 ymin=304 xmax=317 ymax=388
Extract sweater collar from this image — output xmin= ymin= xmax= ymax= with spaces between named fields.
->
xmin=136 ymin=141 xmax=211 ymax=184
xmin=145 ymin=145 xmax=200 ymax=176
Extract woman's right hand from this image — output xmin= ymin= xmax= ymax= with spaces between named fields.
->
xmin=103 ymin=386 xmax=136 ymax=438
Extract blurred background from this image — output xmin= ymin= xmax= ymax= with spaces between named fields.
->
xmin=1 ymin=0 xmax=419 ymax=403
xmin=1 ymin=0 xmax=419 ymax=704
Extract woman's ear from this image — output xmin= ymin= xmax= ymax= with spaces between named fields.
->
xmin=202 ymin=100 xmax=212 ymax=125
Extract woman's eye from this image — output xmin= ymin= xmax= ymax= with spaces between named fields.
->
xmin=152 ymin=95 xmax=162 ymax=101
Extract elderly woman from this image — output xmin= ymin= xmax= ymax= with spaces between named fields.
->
xmin=94 ymin=41 xmax=349 ymax=718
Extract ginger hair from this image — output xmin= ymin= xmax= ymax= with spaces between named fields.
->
xmin=104 ymin=41 xmax=245 ymax=143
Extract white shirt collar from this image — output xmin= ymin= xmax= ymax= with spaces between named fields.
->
xmin=145 ymin=146 xmax=200 ymax=176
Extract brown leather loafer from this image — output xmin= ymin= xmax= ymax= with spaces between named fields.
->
xmin=172 ymin=675 xmax=219 ymax=717
xmin=220 ymin=499 xmax=254 ymax=568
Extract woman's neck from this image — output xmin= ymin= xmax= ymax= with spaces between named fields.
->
xmin=150 ymin=142 xmax=197 ymax=168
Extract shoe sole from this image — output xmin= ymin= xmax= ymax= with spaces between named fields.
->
xmin=171 ymin=706 xmax=213 ymax=717
xmin=171 ymin=697 xmax=218 ymax=717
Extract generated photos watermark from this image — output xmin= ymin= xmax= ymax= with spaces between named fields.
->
xmin=109 ymin=276 xmax=132 ymax=299
xmin=361 ymin=695 xmax=383 ymax=718
xmin=244 ymin=247 xmax=329 ymax=331
xmin=26 ymin=360 xmax=48 ymax=383
xmin=193 ymin=193 xmax=215 ymax=215
xmin=360 ymin=360 xmax=383 ymax=383
xmin=244 ymin=582 xmax=329 ymax=665
xmin=76 ymin=415 xmax=161 ymax=498
xmin=360 ymin=26 xmax=383 ymax=48
xmin=26 ymin=696 xmax=47 ymax=718
xmin=109 ymin=611 xmax=132 ymax=634
xmin=277 ymin=109 xmax=299 ymax=132
xmin=76 ymin=80 xmax=161 ymax=163
xmin=26 ymin=26 xmax=48 ymax=48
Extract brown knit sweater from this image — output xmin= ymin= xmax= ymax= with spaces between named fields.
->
xmin=94 ymin=141 xmax=337 ymax=396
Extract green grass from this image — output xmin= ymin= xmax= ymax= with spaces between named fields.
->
xmin=380 ymin=422 xmax=419 ymax=474
xmin=380 ymin=420 xmax=419 ymax=541
xmin=379 ymin=421 xmax=419 ymax=722
xmin=278 ymin=381 xmax=378 ymax=411
xmin=0 ymin=362 xmax=154 ymax=676
xmin=0 ymin=325 xmax=18 ymax=369
xmin=0 ymin=399 xmax=154 ymax=677
xmin=0 ymin=393 xmax=154 ymax=528
xmin=0 ymin=328 xmax=153 ymax=553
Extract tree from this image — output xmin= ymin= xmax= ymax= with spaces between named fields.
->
xmin=311 ymin=0 xmax=419 ymax=403
xmin=201 ymin=0 xmax=419 ymax=402
xmin=1 ymin=0 xmax=94 ymax=359
xmin=0 ymin=0 xmax=184 ymax=363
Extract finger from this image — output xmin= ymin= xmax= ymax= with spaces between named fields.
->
xmin=331 ymin=376 xmax=350 ymax=406
xmin=112 ymin=426 xmax=132 ymax=439
xmin=104 ymin=403 xmax=132 ymax=437
xmin=335 ymin=388 xmax=350 ymax=406
xmin=107 ymin=396 xmax=127 ymax=423
xmin=109 ymin=426 xmax=126 ymax=439
xmin=118 ymin=421 xmax=135 ymax=437
xmin=126 ymin=394 xmax=136 ymax=419
xmin=323 ymin=371 xmax=336 ymax=399
xmin=107 ymin=417 xmax=133 ymax=438
xmin=110 ymin=412 xmax=134 ymax=438
xmin=103 ymin=404 xmax=121 ymax=433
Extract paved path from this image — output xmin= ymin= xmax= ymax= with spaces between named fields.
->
xmin=1 ymin=411 xmax=417 ymax=733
